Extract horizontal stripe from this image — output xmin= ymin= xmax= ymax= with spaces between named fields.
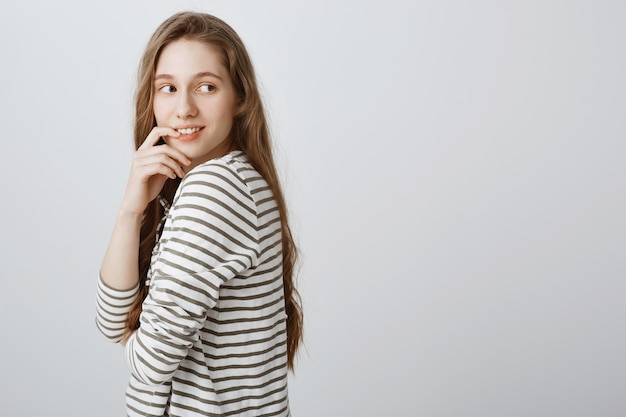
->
xmin=223 ymin=395 xmax=288 ymax=417
xmin=182 ymin=188 xmax=256 ymax=218
xmin=166 ymin=235 xmax=255 ymax=268
xmin=198 ymin=339 xmax=286 ymax=362
xmin=167 ymin=216 xmax=258 ymax=253
xmin=250 ymin=184 xmax=271 ymax=195
xmin=173 ymin=208 xmax=258 ymax=243
xmin=217 ymin=286 xmax=283 ymax=305
xmin=206 ymin=300 xmax=284 ymax=324
xmin=172 ymin=380 xmax=287 ymax=409
xmin=202 ymin=315 xmax=285 ymax=338
xmin=257 ymin=216 xmax=281 ymax=233
xmin=183 ymin=173 xmax=252 ymax=206
xmin=200 ymin=327 xmax=285 ymax=350
xmin=211 ymin=298 xmax=284 ymax=318
xmin=221 ymin=269 xmax=283 ymax=292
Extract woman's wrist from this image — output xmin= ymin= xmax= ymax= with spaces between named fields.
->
xmin=117 ymin=203 xmax=145 ymax=221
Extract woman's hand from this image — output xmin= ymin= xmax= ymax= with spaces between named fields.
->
xmin=120 ymin=127 xmax=191 ymax=215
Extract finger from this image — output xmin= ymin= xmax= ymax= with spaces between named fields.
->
xmin=137 ymin=143 xmax=191 ymax=167
xmin=136 ymin=162 xmax=179 ymax=181
xmin=139 ymin=127 xmax=180 ymax=150
xmin=136 ymin=154 xmax=186 ymax=178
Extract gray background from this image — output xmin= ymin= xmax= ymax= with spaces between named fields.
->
xmin=1 ymin=0 xmax=625 ymax=416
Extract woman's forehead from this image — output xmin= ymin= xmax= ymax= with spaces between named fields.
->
xmin=156 ymin=39 xmax=228 ymax=79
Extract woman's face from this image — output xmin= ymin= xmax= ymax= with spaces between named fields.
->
xmin=153 ymin=39 xmax=237 ymax=170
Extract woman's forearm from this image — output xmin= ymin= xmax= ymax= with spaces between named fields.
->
xmin=100 ymin=208 xmax=143 ymax=290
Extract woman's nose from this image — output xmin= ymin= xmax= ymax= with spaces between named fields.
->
xmin=176 ymin=93 xmax=197 ymax=119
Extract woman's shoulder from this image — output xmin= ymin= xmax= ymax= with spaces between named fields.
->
xmin=177 ymin=151 xmax=258 ymax=203
xmin=186 ymin=151 xmax=253 ymax=181
xmin=183 ymin=151 xmax=247 ymax=184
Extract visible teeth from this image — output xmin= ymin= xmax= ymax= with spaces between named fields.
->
xmin=177 ymin=127 xmax=201 ymax=134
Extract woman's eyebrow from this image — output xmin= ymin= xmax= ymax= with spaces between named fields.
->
xmin=154 ymin=72 xmax=223 ymax=81
xmin=154 ymin=73 xmax=173 ymax=81
xmin=196 ymin=71 xmax=223 ymax=81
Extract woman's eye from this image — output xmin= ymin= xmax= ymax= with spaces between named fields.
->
xmin=199 ymin=84 xmax=215 ymax=93
xmin=159 ymin=85 xmax=176 ymax=93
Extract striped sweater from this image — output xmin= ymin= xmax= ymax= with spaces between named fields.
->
xmin=96 ymin=151 xmax=291 ymax=417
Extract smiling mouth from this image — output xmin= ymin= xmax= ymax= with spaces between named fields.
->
xmin=177 ymin=127 xmax=202 ymax=134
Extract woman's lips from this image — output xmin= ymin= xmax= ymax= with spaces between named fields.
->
xmin=175 ymin=126 xmax=204 ymax=142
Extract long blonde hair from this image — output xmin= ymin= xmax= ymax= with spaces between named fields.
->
xmin=123 ymin=11 xmax=303 ymax=370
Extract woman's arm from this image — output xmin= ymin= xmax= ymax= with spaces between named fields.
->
xmin=96 ymin=127 xmax=190 ymax=342
xmin=99 ymin=127 xmax=189 ymax=290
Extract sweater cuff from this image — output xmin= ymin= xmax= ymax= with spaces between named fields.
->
xmin=95 ymin=275 xmax=139 ymax=342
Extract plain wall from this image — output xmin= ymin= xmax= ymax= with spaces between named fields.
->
xmin=1 ymin=1 xmax=625 ymax=416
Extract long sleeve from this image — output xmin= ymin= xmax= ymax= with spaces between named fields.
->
xmin=125 ymin=161 xmax=260 ymax=385
xmin=95 ymin=275 xmax=139 ymax=342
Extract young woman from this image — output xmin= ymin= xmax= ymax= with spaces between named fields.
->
xmin=95 ymin=11 xmax=303 ymax=417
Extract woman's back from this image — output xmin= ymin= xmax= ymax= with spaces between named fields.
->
xmin=122 ymin=151 xmax=290 ymax=416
